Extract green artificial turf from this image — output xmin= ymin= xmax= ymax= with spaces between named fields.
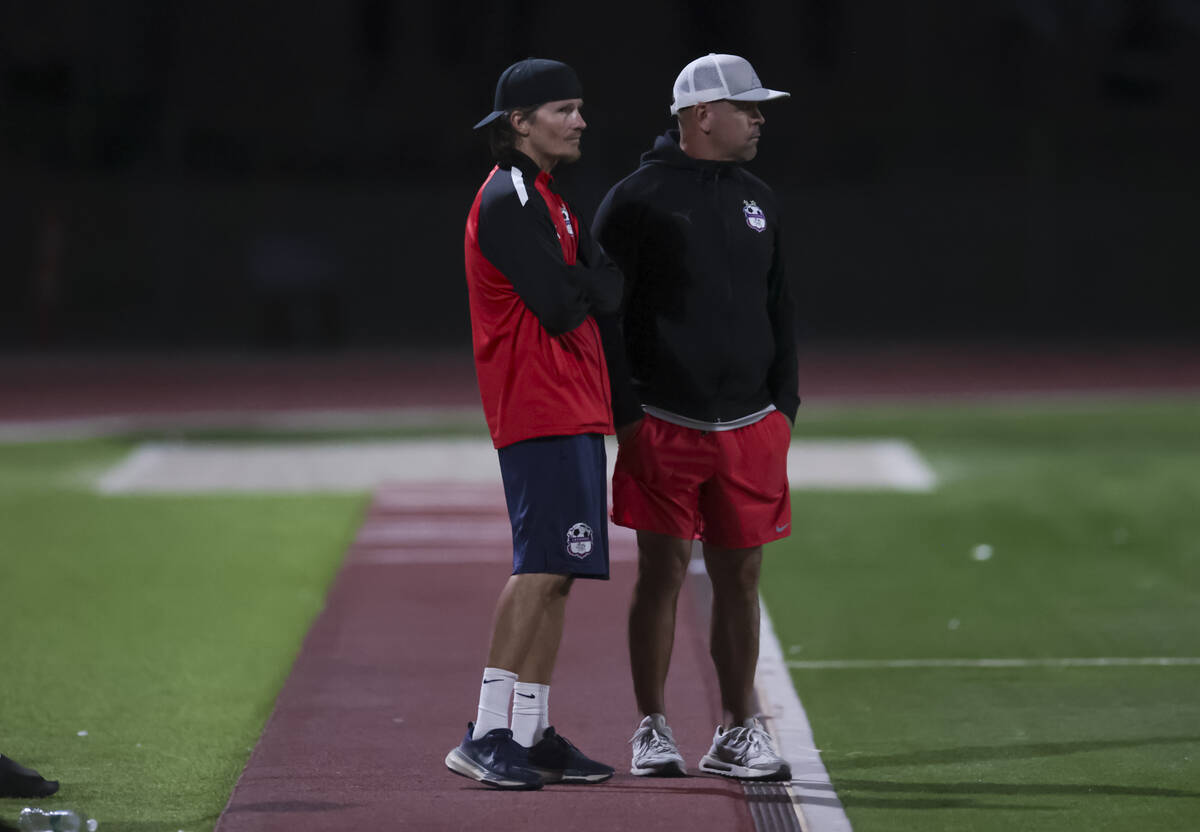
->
xmin=0 ymin=439 xmax=365 ymax=831
xmin=763 ymin=397 xmax=1200 ymax=831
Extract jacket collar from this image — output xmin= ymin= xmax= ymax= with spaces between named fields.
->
xmin=497 ymin=150 xmax=551 ymax=186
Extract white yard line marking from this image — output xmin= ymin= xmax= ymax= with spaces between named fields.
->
xmin=97 ymin=439 xmax=504 ymax=492
xmin=0 ymin=407 xmax=483 ymax=443
xmin=787 ymin=657 xmax=1200 ymax=670
xmin=96 ymin=444 xmax=167 ymax=494
xmin=757 ymin=601 xmax=854 ymax=832
xmin=786 ymin=439 xmax=936 ymax=492
xmin=95 ymin=438 xmax=936 ymax=494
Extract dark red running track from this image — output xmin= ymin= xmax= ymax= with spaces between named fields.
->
xmin=214 ymin=482 xmax=756 ymax=831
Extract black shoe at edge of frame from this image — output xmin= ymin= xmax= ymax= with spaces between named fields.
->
xmin=0 ymin=754 xmax=60 ymax=799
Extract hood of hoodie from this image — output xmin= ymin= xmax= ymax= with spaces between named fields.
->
xmin=639 ymin=129 xmax=744 ymax=176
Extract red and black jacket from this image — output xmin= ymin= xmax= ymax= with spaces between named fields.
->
xmin=465 ymin=150 xmax=624 ymax=448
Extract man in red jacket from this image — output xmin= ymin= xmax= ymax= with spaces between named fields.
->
xmin=444 ymin=58 xmax=622 ymax=790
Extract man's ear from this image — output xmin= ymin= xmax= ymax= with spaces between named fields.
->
xmin=510 ymin=109 xmax=532 ymax=137
xmin=693 ymin=102 xmax=713 ymax=134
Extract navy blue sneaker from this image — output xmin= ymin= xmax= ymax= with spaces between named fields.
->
xmin=445 ymin=723 xmax=544 ymax=790
xmin=528 ymin=727 xmax=615 ymax=784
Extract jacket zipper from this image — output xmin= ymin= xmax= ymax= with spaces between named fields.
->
xmin=713 ymin=167 xmax=736 ymax=424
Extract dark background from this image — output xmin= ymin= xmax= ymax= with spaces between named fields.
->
xmin=2 ymin=0 xmax=1198 ymax=352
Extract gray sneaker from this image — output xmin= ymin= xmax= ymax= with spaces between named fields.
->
xmin=698 ymin=716 xmax=791 ymax=781
xmin=629 ymin=713 xmax=687 ymax=776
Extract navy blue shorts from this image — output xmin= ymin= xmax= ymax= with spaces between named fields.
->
xmin=497 ymin=433 xmax=610 ymax=580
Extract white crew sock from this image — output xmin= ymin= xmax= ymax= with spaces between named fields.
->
xmin=511 ymin=682 xmax=550 ymax=747
xmin=472 ymin=667 xmax=517 ymax=740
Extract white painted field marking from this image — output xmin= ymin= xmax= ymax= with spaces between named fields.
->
xmin=757 ymin=601 xmax=854 ymax=832
xmin=786 ymin=439 xmax=935 ymax=491
xmin=96 ymin=444 xmax=167 ymax=493
xmin=0 ymin=406 xmax=483 ymax=443
xmin=96 ymin=438 xmax=936 ymax=494
xmin=786 ymin=657 xmax=1200 ymax=670
xmin=96 ymin=439 xmax=504 ymax=493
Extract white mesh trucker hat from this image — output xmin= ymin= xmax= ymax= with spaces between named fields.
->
xmin=670 ymin=53 xmax=789 ymax=116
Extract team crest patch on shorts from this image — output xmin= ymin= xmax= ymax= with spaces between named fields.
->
xmin=743 ymin=199 xmax=766 ymax=232
xmin=565 ymin=522 xmax=593 ymax=559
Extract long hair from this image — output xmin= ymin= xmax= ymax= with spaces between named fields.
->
xmin=487 ymin=105 xmax=539 ymax=160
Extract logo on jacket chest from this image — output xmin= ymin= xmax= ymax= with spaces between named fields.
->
xmin=742 ymin=200 xmax=767 ymax=233
xmin=560 ymin=205 xmax=576 ymax=238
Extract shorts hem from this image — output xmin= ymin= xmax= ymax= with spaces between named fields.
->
xmin=611 ymin=516 xmax=791 ymax=550
xmin=510 ymin=568 xmax=610 ymax=580
xmin=610 ymin=513 xmax=698 ymax=542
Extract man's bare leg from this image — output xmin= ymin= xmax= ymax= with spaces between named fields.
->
xmin=628 ymin=531 xmax=692 ymax=716
xmin=486 ymin=572 xmax=574 ymax=679
xmin=513 ymin=575 xmax=574 ymax=685
xmin=449 ymin=572 xmax=583 ymax=788
xmin=702 ymin=543 xmax=763 ymax=726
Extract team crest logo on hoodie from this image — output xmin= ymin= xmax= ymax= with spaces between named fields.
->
xmin=743 ymin=200 xmax=766 ymax=232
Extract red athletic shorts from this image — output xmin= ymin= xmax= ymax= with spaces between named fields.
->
xmin=611 ymin=411 xmax=792 ymax=549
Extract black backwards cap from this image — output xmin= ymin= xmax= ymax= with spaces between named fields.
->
xmin=473 ymin=58 xmax=583 ymax=130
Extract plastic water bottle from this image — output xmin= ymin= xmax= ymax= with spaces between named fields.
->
xmin=17 ymin=808 xmax=98 ymax=832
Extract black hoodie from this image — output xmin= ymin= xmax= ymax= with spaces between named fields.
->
xmin=594 ymin=130 xmax=799 ymax=428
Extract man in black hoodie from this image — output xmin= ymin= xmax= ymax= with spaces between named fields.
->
xmin=594 ymin=53 xmax=798 ymax=781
